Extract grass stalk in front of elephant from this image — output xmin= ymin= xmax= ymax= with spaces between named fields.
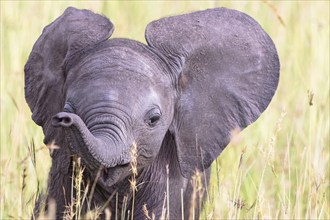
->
xmin=24 ymin=6 xmax=279 ymax=219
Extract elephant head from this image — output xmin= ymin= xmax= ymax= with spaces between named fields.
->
xmin=25 ymin=7 xmax=279 ymax=186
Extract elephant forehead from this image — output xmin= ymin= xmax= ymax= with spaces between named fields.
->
xmin=68 ymin=39 xmax=163 ymax=79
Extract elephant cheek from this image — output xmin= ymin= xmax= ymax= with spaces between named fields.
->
xmin=135 ymin=142 xmax=161 ymax=166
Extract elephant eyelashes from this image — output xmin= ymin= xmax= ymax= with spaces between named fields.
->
xmin=145 ymin=108 xmax=161 ymax=127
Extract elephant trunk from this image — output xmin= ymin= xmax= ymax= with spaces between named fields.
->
xmin=52 ymin=112 xmax=131 ymax=170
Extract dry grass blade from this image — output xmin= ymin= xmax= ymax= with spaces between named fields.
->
xmin=100 ymin=189 xmax=118 ymax=212
xmin=81 ymin=181 xmax=90 ymax=213
xmin=8 ymin=92 xmax=19 ymax=111
xmin=238 ymin=146 xmax=246 ymax=170
xmin=75 ymin=158 xmax=84 ymax=219
xmin=121 ymin=196 xmax=128 ymax=220
xmin=160 ymin=192 xmax=167 ymax=220
xmin=116 ymin=192 xmax=118 ymax=220
xmin=105 ymin=208 xmax=111 ymax=220
xmin=262 ymin=0 xmax=286 ymax=26
xmin=47 ymin=199 xmax=57 ymax=220
xmin=20 ymin=164 xmax=27 ymax=218
xmin=166 ymin=164 xmax=170 ymax=220
xmin=63 ymin=156 xmax=86 ymax=219
xmin=189 ymin=171 xmax=198 ymax=220
xmin=142 ymin=203 xmax=154 ymax=220
xmin=20 ymin=139 xmax=39 ymax=167
xmin=88 ymin=166 xmax=102 ymax=208
xmin=307 ymin=90 xmax=314 ymax=106
xmin=181 ymin=188 xmax=184 ymax=220
xmin=130 ymin=142 xmax=138 ymax=220
xmin=46 ymin=141 xmax=60 ymax=156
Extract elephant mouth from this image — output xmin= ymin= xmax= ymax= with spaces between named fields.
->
xmin=100 ymin=163 xmax=131 ymax=188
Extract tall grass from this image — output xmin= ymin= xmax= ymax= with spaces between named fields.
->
xmin=1 ymin=1 xmax=329 ymax=219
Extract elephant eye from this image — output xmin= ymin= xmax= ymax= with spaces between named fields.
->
xmin=148 ymin=115 xmax=161 ymax=126
xmin=145 ymin=108 xmax=161 ymax=127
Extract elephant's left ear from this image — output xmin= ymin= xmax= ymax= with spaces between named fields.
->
xmin=145 ymin=8 xmax=280 ymax=177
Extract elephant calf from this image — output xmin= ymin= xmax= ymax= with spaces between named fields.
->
xmin=25 ymin=7 xmax=279 ymax=219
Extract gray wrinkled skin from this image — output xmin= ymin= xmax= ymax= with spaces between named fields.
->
xmin=24 ymin=7 xmax=279 ymax=219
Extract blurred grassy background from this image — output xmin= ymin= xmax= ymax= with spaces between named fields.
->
xmin=1 ymin=1 xmax=329 ymax=219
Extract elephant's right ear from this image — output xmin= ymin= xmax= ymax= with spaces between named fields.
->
xmin=25 ymin=7 xmax=113 ymax=143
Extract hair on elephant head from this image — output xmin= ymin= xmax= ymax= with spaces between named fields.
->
xmin=25 ymin=7 xmax=279 ymax=219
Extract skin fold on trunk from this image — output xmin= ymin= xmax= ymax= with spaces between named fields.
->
xmin=52 ymin=112 xmax=131 ymax=171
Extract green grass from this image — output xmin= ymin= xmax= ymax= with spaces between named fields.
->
xmin=1 ymin=1 xmax=329 ymax=219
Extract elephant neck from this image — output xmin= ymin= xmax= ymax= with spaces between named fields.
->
xmin=132 ymin=132 xmax=185 ymax=218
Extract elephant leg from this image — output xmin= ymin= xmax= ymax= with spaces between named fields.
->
xmin=33 ymin=146 xmax=72 ymax=219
